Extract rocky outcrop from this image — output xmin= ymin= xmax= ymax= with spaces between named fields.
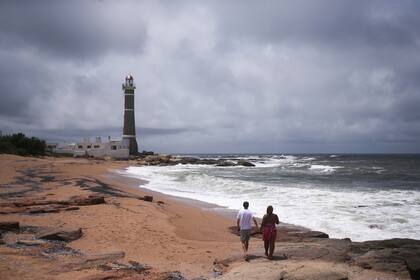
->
xmin=216 ymin=161 xmax=236 ymax=167
xmin=300 ymin=231 xmax=329 ymax=239
xmin=69 ymin=195 xmax=105 ymax=206
xmin=350 ymin=238 xmax=420 ymax=279
xmin=236 ymin=160 xmax=256 ymax=167
xmin=139 ymin=154 xmax=176 ymax=166
xmin=143 ymin=195 xmax=153 ymax=202
xmin=0 ymin=221 xmax=20 ymax=232
xmin=36 ymin=228 xmax=83 ymax=242
xmin=135 ymin=154 xmax=257 ymax=167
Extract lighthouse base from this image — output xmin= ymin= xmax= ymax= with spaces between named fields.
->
xmin=123 ymin=137 xmax=138 ymax=155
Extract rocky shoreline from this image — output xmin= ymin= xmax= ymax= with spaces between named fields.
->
xmin=0 ymin=154 xmax=419 ymax=280
xmin=135 ymin=154 xmax=256 ymax=167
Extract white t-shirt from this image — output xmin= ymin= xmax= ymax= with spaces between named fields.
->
xmin=237 ymin=209 xmax=253 ymax=230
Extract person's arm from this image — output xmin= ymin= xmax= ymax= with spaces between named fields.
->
xmin=237 ymin=218 xmax=240 ymax=232
xmin=253 ymin=216 xmax=259 ymax=231
xmin=275 ymin=214 xmax=280 ymax=225
xmin=260 ymin=215 xmax=266 ymax=232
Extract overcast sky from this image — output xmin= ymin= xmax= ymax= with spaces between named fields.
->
xmin=0 ymin=0 xmax=419 ymax=153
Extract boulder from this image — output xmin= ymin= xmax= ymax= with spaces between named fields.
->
xmin=36 ymin=228 xmax=82 ymax=242
xmin=143 ymin=195 xmax=153 ymax=202
xmin=302 ymin=231 xmax=329 ymax=239
xmin=0 ymin=221 xmax=20 ymax=232
xmin=236 ymin=160 xmax=255 ymax=167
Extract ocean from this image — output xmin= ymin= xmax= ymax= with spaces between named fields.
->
xmin=121 ymin=154 xmax=420 ymax=241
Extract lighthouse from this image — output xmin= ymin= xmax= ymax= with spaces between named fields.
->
xmin=122 ymin=74 xmax=138 ymax=155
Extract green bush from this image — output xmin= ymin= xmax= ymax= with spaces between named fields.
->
xmin=0 ymin=133 xmax=46 ymax=156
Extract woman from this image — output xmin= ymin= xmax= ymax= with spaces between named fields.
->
xmin=260 ymin=205 xmax=280 ymax=259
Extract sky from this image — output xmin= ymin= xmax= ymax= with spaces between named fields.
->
xmin=0 ymin=0 xmax=419 ymax=153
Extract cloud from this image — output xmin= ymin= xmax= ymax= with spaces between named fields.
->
xmin=0 ymin=0 xmax=419 ymax=153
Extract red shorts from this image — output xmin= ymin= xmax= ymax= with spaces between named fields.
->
xmin=263 ymin=225 xmax=277 ymax=241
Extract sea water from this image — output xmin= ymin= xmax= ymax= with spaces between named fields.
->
xmin=122 ymin=154 xmax=420 ymax=241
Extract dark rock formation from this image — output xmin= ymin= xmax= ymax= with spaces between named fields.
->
xmin=0 ymin=221 xmax=20 ymax=232
xmin=216 ymin=161 xmax=236 ymax=167
xmin=70 ymin=195 xmax=105 ymax=206
xmin=157 ymin=271 xmax=187 ymax=280
xmin=36 ymin=228 xmax=83 ymax=242
xmin=236 ymin=160 xmax=255 ymax=167
xmin=178 ymin=157 xmax=200 ymax=164
xmin=350 ymin=238 xmax=420 ymax=279
xmin=301 ymin=231 xmax=329 ymax=239
xmin=143 ymin=195 xmax=153 ymax=202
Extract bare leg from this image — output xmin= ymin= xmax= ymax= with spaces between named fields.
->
xmin=268 ymin=239 xmax=275 ymax=259
xmin=264 ymin=240 xmax=269 ymax=256
xmin=241 ymin=241 xmax=247 ymax=254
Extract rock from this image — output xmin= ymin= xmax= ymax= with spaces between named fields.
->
xmin=216 ymin=160 xmax=236 ymax=167
xmin=157 ymin=200 xmax=165 ymax=205
xmin=16 ymin=239 xmax=47 ymax=246
xmin=158 ymin=271 xmax=187 ymax=280
xmin=179 ymin=157 xmax=200 ymax=164
xmin=350 ymin=238 xmax=420 ymax=278
xmin=142 ymin=154 xmax=173 ymax=165
xmin=197 ymin=159 xmax=218 ymax=165
xmin=28 ymin=206 xmax=62 ymax=214
xmin=36 ymin=228 xmax=82 ymax=242
xmin=70 ymin=195 xmax=105 ymax=206
xmin=302 ymin=231 xmax=329 ymax=239
xmin=0 ymin=221 xmax=20 ymax=232
xmin=236 ymin=160 xmax=255 ymax=167
xmin=75 ymin=251 xmax=126 ymax=270
xmin=406 ymin=255 xmax=420 ymax=280
xmin=143 ymin=195 xmax=153 ymax=202
xmin=64 ymin=206 xmax=80 ymax=211
xmin=127 ymin=260 xmax=151 ymax=273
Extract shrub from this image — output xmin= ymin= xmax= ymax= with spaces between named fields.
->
xmin=0 ymin=133 xmax=46 ymax=156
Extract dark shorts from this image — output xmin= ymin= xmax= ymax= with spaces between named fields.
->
xmin=240 ymin=229 xmax=251 ymax=242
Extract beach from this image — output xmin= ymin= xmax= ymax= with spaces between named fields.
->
xmin=0 ymin=154 xmax=419 ymax=280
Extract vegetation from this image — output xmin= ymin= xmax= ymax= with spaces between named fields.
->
xmin=0 ymin=133 xmax=46 ymax=156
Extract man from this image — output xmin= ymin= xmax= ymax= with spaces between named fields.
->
xmin=237 ymin=201 xmax=259 ymax=260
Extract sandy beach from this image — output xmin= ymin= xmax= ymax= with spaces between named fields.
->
xmin=1 ymin=154 xmax=419 ymax=280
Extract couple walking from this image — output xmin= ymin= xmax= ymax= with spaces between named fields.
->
xmin=236 ymin=201 xmax=279 ymax=260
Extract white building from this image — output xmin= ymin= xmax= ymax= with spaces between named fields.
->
xmin=72 ymin=137 xmax=129 ymax=159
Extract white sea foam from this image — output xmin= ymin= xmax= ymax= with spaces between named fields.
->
xmin=122 ymin=163 xmax=420 ymax=241
xmin=309 ymin=165 xmax=342 ymax=173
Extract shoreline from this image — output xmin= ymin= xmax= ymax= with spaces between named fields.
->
xmin=1 ymin=154 xmax=419 ymax=280
xmin=109 ymin=167 xmax=311 ymax=233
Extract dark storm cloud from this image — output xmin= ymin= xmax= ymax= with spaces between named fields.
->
xmin=0 ymin=0 xmax=419 ymax=153
xmin=0 ymin=1 xmax=147 ymax=60
xmin=211 ymin=0 xmax=420 ymax=50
